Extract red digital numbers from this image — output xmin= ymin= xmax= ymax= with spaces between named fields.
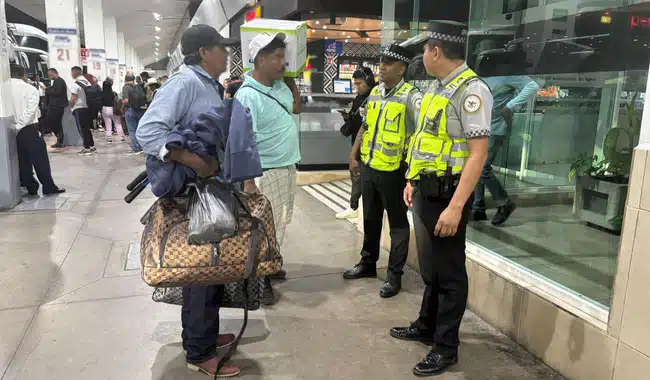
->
xmin=631 ymin=16 xmax=650 ymax=28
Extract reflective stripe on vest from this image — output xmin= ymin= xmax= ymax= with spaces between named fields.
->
xmin=405 ymin=68 xmax=477 ymax=180
xmin=360 ymin=82 xmax=416 ymax=172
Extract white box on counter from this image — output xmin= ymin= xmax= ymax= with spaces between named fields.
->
xmin=240 ymin=19 xmax=307 ymax=78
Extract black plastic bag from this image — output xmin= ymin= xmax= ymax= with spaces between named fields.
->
xmin=187 ymin=179 xmax=238 ymax=244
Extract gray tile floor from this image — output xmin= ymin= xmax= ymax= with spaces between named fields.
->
xmin=0 ymin=133 xmax=563 ymax=379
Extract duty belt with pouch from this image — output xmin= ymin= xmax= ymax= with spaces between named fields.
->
xmin=411 ymin=168 xmax=461 ymax=200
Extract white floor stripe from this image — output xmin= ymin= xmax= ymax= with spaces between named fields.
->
xmin=332 ymin=180 xmax=352 ymax=192
xmin=320 ymin=182 xmax=352 ymax=201
xmin=311 ymin=184 xmax=350 ymax=209
xmin=302 ymin=186 xmax=346 ymax=214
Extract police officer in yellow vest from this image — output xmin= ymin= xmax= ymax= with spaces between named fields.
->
xmin=343 ymin=44 xmax=422 ymax=298
xmin=389 ymin=22 xmax=492 ymax=376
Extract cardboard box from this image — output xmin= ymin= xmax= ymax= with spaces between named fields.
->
xmin=240 ymin=19 xmax=307 ymax=78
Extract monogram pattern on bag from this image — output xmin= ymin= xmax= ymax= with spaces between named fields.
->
xmin=141 ymin=193 xmax=282 ymax=287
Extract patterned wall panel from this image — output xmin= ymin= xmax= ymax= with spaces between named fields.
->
xmin=323 ymin=42 xmax=381 ymax=93
xmin=231 ymin=44 xmax=243 ymax=77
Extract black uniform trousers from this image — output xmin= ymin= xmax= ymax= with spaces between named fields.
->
xmin=181 ymin=284 xmax=225 ymax=364
xmin=16 ymin=124 xmax=59 ymax=194
xmin=359 ymin=163 xmax=410 ymax=281
xmin=47 ymin=106 xmax=65 ymax=145
xmin=410 ymin=187 xmax=471 ymax=358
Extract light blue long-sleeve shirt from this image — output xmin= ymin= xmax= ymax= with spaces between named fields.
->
xmin=484 ymin=76 xmax=540 ymax=136
xmin=136 ymin=64 xmax=224 ymax=160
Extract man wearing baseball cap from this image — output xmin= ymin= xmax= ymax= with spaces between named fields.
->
xmin=391 ymin=21 xmax=493 ymax=376
xmin=137 ymin=24 xmax=241 ymax=378
xmin=235 ymin=32 xmax=302 ymax=306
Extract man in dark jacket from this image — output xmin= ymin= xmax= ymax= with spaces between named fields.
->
xmin=45 ymin=68 xmax=68 ymax=148
xmin=337 ymin=67 xmax=376 ymax=220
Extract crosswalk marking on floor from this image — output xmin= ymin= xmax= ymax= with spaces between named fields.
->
xmin=301 ymin=180 xmax=415 ymax=227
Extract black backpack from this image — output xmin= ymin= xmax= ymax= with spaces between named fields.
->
xmin=76 ymin=81 xmax=103 ymax=110
xmin=127 ymin=84 xmax=148 ymax=110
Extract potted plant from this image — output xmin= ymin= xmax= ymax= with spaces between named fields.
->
xmin=569 ymin=93 xmax=641 ymax=233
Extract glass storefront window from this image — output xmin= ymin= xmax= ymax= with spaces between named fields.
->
xmin=382 ymin=0 xmax=650 ymax=309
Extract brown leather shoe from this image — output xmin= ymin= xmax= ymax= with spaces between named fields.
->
xmin=217 ymin=333 xmax=236 ymax=348
xmin=187 ymin=356 xmax=241 ymax=378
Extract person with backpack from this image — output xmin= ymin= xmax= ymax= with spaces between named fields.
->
xmin=70 ymin=66 xmax=96 ymax=155
xmin=102 ymin=78 xmax=125 ymax=143
xmin=84 ymin=74 xmax=104 ymax=130
xmin=122 ymin=73 xmax=147 ymax=154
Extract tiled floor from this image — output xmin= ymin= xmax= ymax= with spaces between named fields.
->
xmin=304 ymin=179 xmax=619 ymax=308
xmin=0 ymin=132 xmax=563 ymax=379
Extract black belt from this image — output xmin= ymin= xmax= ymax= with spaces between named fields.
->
xmin=411 ymin=172 xmax=461 ymax=200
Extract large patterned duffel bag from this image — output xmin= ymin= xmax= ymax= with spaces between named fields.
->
xmin=140 ymin=189 xmax=282 ymax=288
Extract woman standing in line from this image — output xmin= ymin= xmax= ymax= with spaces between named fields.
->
xmin=101 ymin=78 xmax=125 ymax=143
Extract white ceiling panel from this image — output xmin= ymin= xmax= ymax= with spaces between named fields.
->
xmin=6 ymin=0 xmax=192 ymax=65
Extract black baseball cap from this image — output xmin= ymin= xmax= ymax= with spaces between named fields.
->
xmin=181 ymin=24 xmax=238 ymax=55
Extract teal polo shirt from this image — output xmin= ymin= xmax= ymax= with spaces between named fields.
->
xmin=235 ymin=74 xmax=301 ymax=169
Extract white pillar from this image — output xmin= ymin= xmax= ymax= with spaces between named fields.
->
xmin=125 ymin=44 xmax=132 ymax=72
xmin=0 ymin=0 xmax=21 ymax=208
xmin=104 ymin=16 xmax=120 ymax=89
xmin=45 ymin=0 xmax=82 ymax=147
xmin=45 ymin=0 xmax=81 ymax=84
xmin=117 ymin=32 xmax=126 ymax=85
xmin=81 ymin=0 xmax=106 ymax=82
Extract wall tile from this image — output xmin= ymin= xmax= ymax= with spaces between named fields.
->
xmin=619 ymin=210 xmax=650 ymax=354
xmin=609 ymin=207 xmax=639 ymax=338
xmin=638 ymin=149 xmax=650 ymax=211
xmin=628 ymin=148 xmax=647 ymax=209
xmin=613 ymin=342 xmax=650 ymax=380
xmin=466 ymin=261 xmax=523 ymax=342
xmin=518 ymin=291 xmax=616 ymax=380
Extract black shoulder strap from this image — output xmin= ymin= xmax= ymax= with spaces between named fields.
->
xmin=239 ymin=84 xmax=292 ymax=116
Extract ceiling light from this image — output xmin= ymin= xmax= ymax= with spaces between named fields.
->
xmin=155 ymin=26 xmax=161 ymax=32
xmin=153 ymin=12 xmax=162 ymax=21
xmin=341 ymin=31 xmax=345 ymax=35
xmin=366 ymin=37 xmax=370 ymax=41
xmin=345 ymin=39 xmax=349 ymax=43
xmin=323 ymin=25 xmax=327 ymax=29
xmin=155 ymin=35 xmax=160 ymax=40
xmin=315 ymin=21 xmax=319 ymax=25
xmin=155 ymin=42 xmax=160 ymax=46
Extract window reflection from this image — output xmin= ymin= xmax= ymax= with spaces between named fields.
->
xmin=462 ymin=0 xmax=650 ymax=309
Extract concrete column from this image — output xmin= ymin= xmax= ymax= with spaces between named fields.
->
xmin=0 ymin=0 xmax=21 ymax=209
xmin=104 ymin=16 xmax=120 ymax=89
xmin=125 ymin=44 xmax=132 ymax=72
xmin=45 ymin=0 xmax=82 ymax=147
xmin=117 ymin=32 xmax=126 ymax=87
xmin=81 ymin=0 xmax=106 ymax=82
xmin=381 ymin=0 xmax=396 ymax=47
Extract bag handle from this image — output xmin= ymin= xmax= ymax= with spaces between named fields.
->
xmin=239 ymin=84 xmax=292 ymax=116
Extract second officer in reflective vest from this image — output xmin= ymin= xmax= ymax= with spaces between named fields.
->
xmin=389 ymin=22 xmax=492 ymax=376
xmin=343 ymin=44 xmax=422 ymax=298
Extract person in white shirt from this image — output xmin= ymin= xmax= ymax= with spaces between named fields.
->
xmin=10 ymin=65 xmax=65 ymax=196
xmin=70 ymin=66 xmax=96 ymax=155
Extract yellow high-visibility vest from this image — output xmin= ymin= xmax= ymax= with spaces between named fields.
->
xmin=360 ymin=82 xmax=416 ymax=172
xmin=406 ymin=67 xmax=479 ymax=180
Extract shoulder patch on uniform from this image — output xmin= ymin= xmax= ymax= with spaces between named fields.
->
xmin=415 ymin=97 xmax=422 ymax=109
xmin=463 ymin=94 xmax=482 ymax=114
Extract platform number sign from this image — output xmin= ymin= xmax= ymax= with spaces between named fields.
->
xmin=56 ymin=48 xmax=71 ymax=62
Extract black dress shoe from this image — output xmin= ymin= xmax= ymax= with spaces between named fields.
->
xmin=379 ymin=279 xmax=401 ymax=298
xmin=43 ymin=188 xmax=66 ymax=196
xmin=413 ymin=351 xmax=458 ymax=377
xmin=342 ymin=264 xmax=377 ymax=280
xmin=472 ymin=210 xmax=487 ymax=221
xmin=390 ymin=327 xmax=433 ymax=343
xmin=492 ymin=202 xmax=516 ymax=226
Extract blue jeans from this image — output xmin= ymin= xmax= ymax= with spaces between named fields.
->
xmin=181 ymin=285 xmax=224 ymax=364
xmin=473 ymin=135 xmax=511 ymax=212
xmin=125 ymin=108 xmax=144 ymax=152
